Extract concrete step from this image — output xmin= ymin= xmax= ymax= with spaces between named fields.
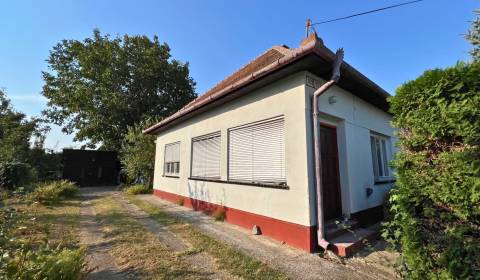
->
xmin=329 ymin=227 xmax=377 ymax=257
xmin=325 ymin=219 xmax=360 ymax=240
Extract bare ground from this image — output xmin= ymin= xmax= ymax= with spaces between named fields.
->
xmin=112 ymin=192 xmax=238 ymax=280
xmin=78 ymin=187 xmax=397 ymax=279
xmin=79 ymin=189 xmax=126 ymax=280
xmin=135 ymin=194 xmax=398 ymax=280
xmin=79 ymin=187 xmax=239 ymax=279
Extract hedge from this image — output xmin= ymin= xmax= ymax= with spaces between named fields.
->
xmin=384 ymin=61 xmax=480 ymax=279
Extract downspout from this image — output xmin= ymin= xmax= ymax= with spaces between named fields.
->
xmin=313 ymin=49 xmax=344 ymax=250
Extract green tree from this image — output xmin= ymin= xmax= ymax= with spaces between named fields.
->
xmin=385 ymin=61 xmax=480 ymax=279
xmin=0 ymin=90 xmax=38 ymax=163
xmin=0 ymin=90 xmax=40 ymax=189
xmin=28 ymin=148 xmax=62 ymax=181
xmin=42 ymin=29 xmax=196 ymax=150
xmin=119 ymin=119 xmax=157 ymax=187
xmin=466 ymin=10 xmax=480 ymax=61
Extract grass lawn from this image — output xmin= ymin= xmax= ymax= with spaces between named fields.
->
xmin=92 ymin=195 xmax=210 ymax=279
xmin=127 ymin=195 xmax=288 ymax=280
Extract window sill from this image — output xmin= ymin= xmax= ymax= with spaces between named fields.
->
xmin=374 ymin=178 xmax=396 ymax=185
xmin=163 ymin=175 xmax=180 ymax=178
xmin=188 ymin=177 xmax=289 ymax=190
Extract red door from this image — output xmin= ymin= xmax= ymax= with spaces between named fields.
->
xmin=320 ymin=125 xmax=343 ymax=220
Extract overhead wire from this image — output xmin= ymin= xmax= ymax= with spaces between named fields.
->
xmin=310 ymin=0 xmax=424 ymax=26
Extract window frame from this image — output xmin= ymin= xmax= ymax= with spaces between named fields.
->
xmin=190 ymin=131 xmax=222 ymax=180
xmin=227 ymin=116 xmax=287 ymax=186
xmin=370 ymin=133 xmax=392 ymax=182
xmin=163 ymin=141 xmax=181 ymax=177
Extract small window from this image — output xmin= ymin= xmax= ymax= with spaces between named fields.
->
xmin=370 ymin=134 xmax=391 ymax=181
xmin=191 ymin=132 xmax=221 ymax=179
xmin=228 ymin=117 xmax=286 ymax=185
xmin=164 ymin=142 xmax=180 ymax=176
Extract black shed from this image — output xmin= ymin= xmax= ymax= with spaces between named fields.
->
xmin=62 ymin=149 xmax=120 ymax=187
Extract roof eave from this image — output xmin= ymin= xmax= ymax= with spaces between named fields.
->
xmin=144 ymin=40 xmax=391 ymax=135
xmin=312 ymin=44 xmax=390 ymax=99
xmin=143 ymin=40 xmax=319 ymax=135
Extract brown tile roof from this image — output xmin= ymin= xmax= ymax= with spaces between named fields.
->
xmin=144 ymin=38 xmax=313 ymax=135
xmin=144 ymin=32 xmax=389 ymax=134
xmin=180 ymin=45 xmax=291 ymax=112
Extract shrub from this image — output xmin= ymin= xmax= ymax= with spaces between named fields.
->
xmin=123 ymin=184 xmax=152 ymax=195
xmin=0 ymin=189 xmax=8 ymax=201
xmin=384 ymin=61 xmax=480 ymax=279
xmin=28 ymin=148 xmax=62 ymax=182
xmin=29 ymin=180 xmax=78 ymax=204
xmin=0 ymin=162 xmax=36 ymax=190
xmin=120 ymin=120 xmax=158 ymax=187
xmin=56 ymin=181 xmax=79 ymax=198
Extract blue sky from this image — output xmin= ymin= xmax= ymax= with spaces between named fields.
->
xmin=0 ymin=0 xmax=477 ymax=150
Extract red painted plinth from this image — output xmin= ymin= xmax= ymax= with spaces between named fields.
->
xmin=153 ymin=188 xmax=316 ymax=252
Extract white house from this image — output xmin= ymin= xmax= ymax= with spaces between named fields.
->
xmin=144 ymin=33 xmax=396 ymax=256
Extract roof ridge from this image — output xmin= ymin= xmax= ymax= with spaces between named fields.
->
xmin=181 ymin=45 xmax=291 ymax=111
xmin=271 ymin=45 xmax=291 ymax=55
xmin=208 ymin=46 xmax=290 ymax=92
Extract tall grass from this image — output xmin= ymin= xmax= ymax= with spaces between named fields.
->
xmin=123 ymin=184 xmax=152 ymax=195
xmin=28 ymin=180 xmax=79 ymax=204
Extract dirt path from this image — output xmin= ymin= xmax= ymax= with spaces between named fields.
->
xmin=78 ymin=188 xmax=394 ymax=279
xmin=79 ymin=189 xmax=126 ymax=280
xmin=112 ymin=192 xmax=237 ymax=280
xmin=136 ymin=194 xmax=394 ymax=280
xmin=79 ymin=188 xmax=237 ymax=279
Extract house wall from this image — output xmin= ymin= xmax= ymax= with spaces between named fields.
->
xmin=152 ymin=70 xmax=397 ymax=252
xmin=153 ymin=73 xmax=316 ymax=251
xmin=304 ymin=73 xmax=397 ymax=223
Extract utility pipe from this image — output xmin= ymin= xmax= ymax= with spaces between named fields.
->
xmin=313 ymin=49 xmax=344 ymax=250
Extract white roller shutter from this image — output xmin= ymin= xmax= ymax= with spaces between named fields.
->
xmin=228 ymin=117 xmax=286 ymax=185
xmin=164 ymin=142 xmax=180 ymax=175
xmin=191 ymin=132 xmax=221 ymax=179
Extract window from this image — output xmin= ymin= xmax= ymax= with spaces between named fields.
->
xmin=228 ymin=117 xmax=286 ymax=185
xmin=164 ymin=142 xmax=180 ymax=176
xmin=191 ymin=132 xmax=221 ymax=179
xmin=370 ymin=134 xmax=391 ymax=181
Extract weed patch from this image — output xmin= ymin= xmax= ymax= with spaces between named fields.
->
xmin=212 ymin=207 xmax=226 ymax=222
xmin=123 ymin=184 xmax=152 ymax=195
xmin=0 ymin=195 xmax=86 ymax=279
xmin=175 ymin=197 xmax=184 ymax=206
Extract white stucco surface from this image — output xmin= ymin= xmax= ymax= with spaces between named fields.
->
xmin=153 ymin=71 xmax=396 ymax=227
xmin=153 ymin=73 xmax=313 ymax=226
xmin=305 ymin=73 xmax=397 ymax=216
